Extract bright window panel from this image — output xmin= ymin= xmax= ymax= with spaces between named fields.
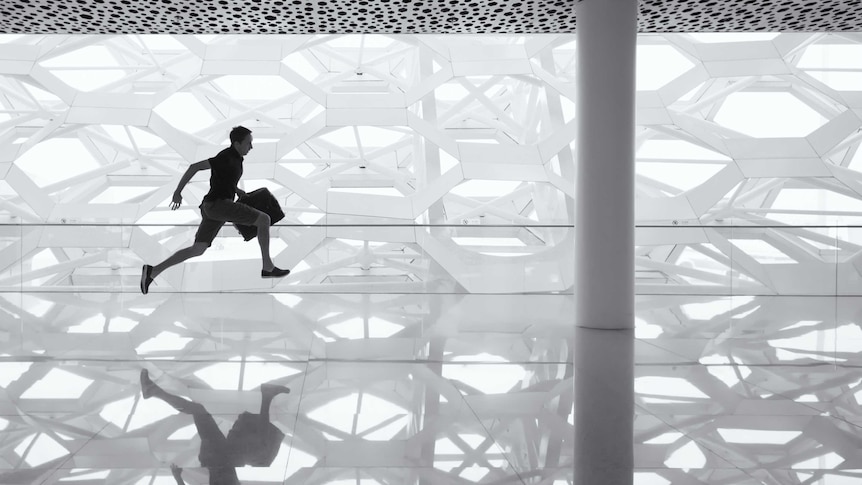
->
xmin=90 ymin=186 xmax=154 ymax=204
xmin=52 ymin=70 xmax=127 ymax=91
xmin=59 ymin=469 xmax=111 ymax=481
xmin=460 ymin=466 xmax=491 ymax=481
xmin=637 ymin=162 xmax=726 ymax=191
xmin=637 ymin=139 xmax=731 ymax=161
xmin=153 ymin=92 xmax=216 ymax=133
xmin=805 ymin=71 xmax=862 ymax=91
xmin=100 ymin=396 xmax=135 ymax=428
xmin=798 ymin=44 xmax=862 ymax=69
xmin=14 ymin=139 xmax=100 ymax=187
xmin=635 ymin=317 xmax=663 ymax=339
xmin=717 ymin=429 xmax=801 ymax=444
xmin=308 ymin=393 xmax=358 ymax=433
xmin=451 ymin=180 xmax=522 ymax=198
xmin=635 ymin=377 xmax=708 ymax=398
xmin=127 ymin=397 xmax=179 ymax=432
xmin=792 ymin=452 xmax=844 ymax=469
xmin=443 ymin=355 xmax=525 ymax=394
xmin=0 ymin=360 xmax=32 ymax=387
xmin=328 ymin=187 xmax=404 ymax=196
xmin=135 ymin=331 xmax=192 ymax=354
xmin=355 ymin=394 xmax=407 ymax=436
xmin=41 ymin=45 xmax=118 ymax=67
xmin=15 ymin=433 xmax=68 ymax=467
xmin=771 ymin=188 xmax=862 ymax=212
xmin=729 ymin=239 xmax=797 ymax=264
xmin=636 ymin=45 xmax=694 ymax=90
xmin=282 ymin=52 xmax=321 ymax=80
xmin=68 ymin=315 xmax=105 ymax=333
xmin=241 ymin=358 xmax=302 ymax=391
xmin=664 ymin=441 xmax=706 ymax=468
xmin=453 ymin=237 xmax=525 ymax=247
xmin=21 ymin=369 xmax=93 ymax=399
xmin=644 ymin=432 xmax=683 ymax=444
xmin=195 ymin=360 xmax=241 ymax=390
xmin=211 ymin=75 xmax=298 ymax=100
xmin=713 ymin=92 xmax=827 ymax=138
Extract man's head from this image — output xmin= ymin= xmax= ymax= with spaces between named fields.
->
xmin=229 ymin=126 xmax=253 ymax=157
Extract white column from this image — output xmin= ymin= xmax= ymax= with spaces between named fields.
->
xmin=576 ymin=0 xmax=636 ymax=331
xmin=574 ymin=0 xmax=637 ymax=484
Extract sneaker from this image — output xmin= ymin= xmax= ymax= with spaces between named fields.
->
xmin=261 ymin=383 xmax=291 ymax=396
xmin=261 ymin=267 xmax=290 ymax=278
xmin=140 ymin=369 xmax=155 ymax=399
xmin=140 ymin=264 xmax=154 ymax=294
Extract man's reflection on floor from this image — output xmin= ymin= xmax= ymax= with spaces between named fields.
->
xmin=140 ymin=369 xmax=291 ymax=485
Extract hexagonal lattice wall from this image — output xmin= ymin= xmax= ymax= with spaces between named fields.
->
xmin=3 ymin=33 xmax=862 ymax=296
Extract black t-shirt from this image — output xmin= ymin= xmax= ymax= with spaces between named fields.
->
xmin=202 ymin=146 xmax=243 ymax=202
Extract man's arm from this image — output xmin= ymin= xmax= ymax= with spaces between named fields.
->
xmin=170 ymin=464 xmax=186 ymax=485
xmin=170 ymin=159 xmax=211 ymax=210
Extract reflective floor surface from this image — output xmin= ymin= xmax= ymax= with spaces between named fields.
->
xmin=2 ymin=293 xmax=862 ymax=484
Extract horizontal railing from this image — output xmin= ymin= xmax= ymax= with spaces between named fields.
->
xmin=0 ymin=223 xmax=859 ymax=294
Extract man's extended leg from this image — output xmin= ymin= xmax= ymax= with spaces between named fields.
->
xmin=141 ymin=242 xmax=209 ymax=294
xmin=141 ymin=370 xmax=236 ymax=470
xmin=259 ymin=383 xmax=291 ymax=422
xmin=141 ymin=208 xmax=223 ymax=295
xmin=140 ymin=369 xmax=201 ymax=414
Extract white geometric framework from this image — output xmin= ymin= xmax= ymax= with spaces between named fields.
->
xmin=3 ymin=33 xmax=862 ymax=295
xmin=0 ymin=34 xmax=576 ymax=294
xmin=635 ymin=32 xmax=862 ymax=296
xmin=2 ymin=33 xmax=862 ymax=485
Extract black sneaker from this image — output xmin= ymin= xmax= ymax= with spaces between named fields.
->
xmin=261 ymin=267 xmax=290 ymax=278
xmin=140 ymin=264 xmax=154 ymax=294
xmin=140 ymin=369 xmax=155 ymax=399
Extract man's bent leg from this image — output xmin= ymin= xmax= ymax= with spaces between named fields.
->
xmin=205 ymin=200 xmax=290 ymax=278
xmin=255 ymin=212 xmax=274 ymax=271
xmin=257 ymin=216 xmax=289 ymax=277
xmin=259 ymin=383 xmax=291 ymax=422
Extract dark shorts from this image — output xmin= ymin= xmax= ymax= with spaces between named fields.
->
xmin=193 ymin=411 xmax=232 ymax=466
xmin=194 ymin=199 xmax=263 ymax=246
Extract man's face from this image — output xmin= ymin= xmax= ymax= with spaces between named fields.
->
xmin=235 ymin=134 xmax=253 ymax=156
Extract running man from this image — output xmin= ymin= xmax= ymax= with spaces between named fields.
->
xmin=141 ymin=126 xmax=289 ymax=294
xmin=141 ymin=369 xmax=291 ymax=485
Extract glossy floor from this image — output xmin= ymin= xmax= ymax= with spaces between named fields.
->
xmin=1 ymin=293 xmax=861 ymax=484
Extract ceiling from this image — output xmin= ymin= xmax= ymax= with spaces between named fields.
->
xmin=2 ymin=0 xmax=862 ymax=34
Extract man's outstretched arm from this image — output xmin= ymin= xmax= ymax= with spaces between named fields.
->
xmin=170 ymin=159 xmax=211 ymax=210
xmin=170 ymin=464 xmax=186 ymax=485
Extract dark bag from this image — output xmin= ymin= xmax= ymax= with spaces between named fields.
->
xmin=233 ymin=188 xmax=285 ymax=241
xmin=225 ymin=412 xmax=285 ymax=466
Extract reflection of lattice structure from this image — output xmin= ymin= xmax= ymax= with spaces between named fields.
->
xmin=635 ymin=295 xmax=862 ymax=484
xmin=5 ymin=293 xmax=862 ymax=483
xmin=0 ymin=293 xmax=574 ymax=484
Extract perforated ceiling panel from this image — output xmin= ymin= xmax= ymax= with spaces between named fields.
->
xmin=2 ymin=0 xmax=862 ymax=34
